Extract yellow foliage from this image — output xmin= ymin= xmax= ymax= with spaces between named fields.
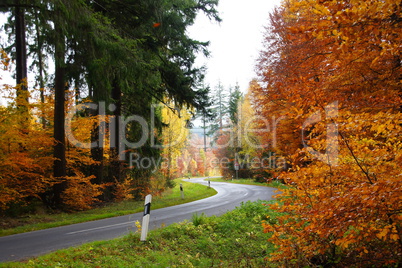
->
xmin=0 ymin=49 xmax=108 ymax=212
xmin=0 ymin=93 xmax=54 ymax=210
xmin=160 ymin=101 xmax=191 ymax=180
xmin=256 ymin=0 xmax=402 ymax=266
xmin=0 ymin=49 xmax=10 ymax=70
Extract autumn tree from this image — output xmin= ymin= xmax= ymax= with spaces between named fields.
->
xmin=0 ymin=50 xmax=54 ymax=212
xmin=254 ymin=0 xmax=402 ymax=266
xmin=233 ymin=87 xmax=275 ymax=181
xmin=160 ymin=102 xmax=192 ymax=186
xmin=0 ymin=0 xmax=221 ymax=211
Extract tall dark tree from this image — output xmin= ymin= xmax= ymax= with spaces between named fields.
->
xmin=48 ymin=0 xmax=95 ymax=207
xmin=51 ymin=18 xmax=66 ymax=206
xmin=193 ymin=84 xmax=214 ymax=152
xmin=14 ymin=0 xmax=28 ymax=98
xmin=0 ymin=1 xmax=29 ymax=96
xmin=31 ymin=9 xmax=49 ymax=128
xmin=84 ymin=0 xmax=221 ymax=197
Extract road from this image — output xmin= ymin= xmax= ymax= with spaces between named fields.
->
xmin=0 ymin=177 xmax=279 ymax=262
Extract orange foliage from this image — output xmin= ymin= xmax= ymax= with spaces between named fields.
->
xmin=212 ymin=130 xmax=232 ymax=178
xmin=0 ymin=89 xmax=54 ymax=211
xmin=113 ymin=178 xmax=134 ymax=202
xmin=264 ymin=111 xmax=402 ymax=266
xmin=254 ymin=1 xmax=402 ymax=266
xmin=0 ymin=50 xmax=108 ymax=212
xmin=60 ymin=172 xmax=101 ymax=211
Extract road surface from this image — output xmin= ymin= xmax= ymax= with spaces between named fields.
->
xmin=0 ymin=177 xmax=279 ymax=262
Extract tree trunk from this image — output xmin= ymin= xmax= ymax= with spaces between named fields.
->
xmin=203 ymin=113 xmax=207 ymax=152
xmin=51 ymin=21 xmax=67 ymax=208
xmin=15 ymin=0 xmax=28 ymax=96
xmin=109 ymin=77 xmax=122 ymax=193
xmin=14 ymin=1 xmax=29 ymax=149
xmin=90 ymin=114 xmax=104 ymax=185
xmin=90 ymin=83 xmax=109 ymax=191
xmin=35 ymin=10 xmax=46 ymax=128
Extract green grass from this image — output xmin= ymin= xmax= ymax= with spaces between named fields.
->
xmin=0 ymin=178 xmax=216 ymax=237
xmin=1 ymin=200 xmax=280 ymax=268
xmin=210 ymin=177 xmax=287 ymax=189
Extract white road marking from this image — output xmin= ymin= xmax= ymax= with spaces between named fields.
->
xmin=66 ymin=221 xmax=133 ymax=235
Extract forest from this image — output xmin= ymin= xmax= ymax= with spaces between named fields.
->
xmin=0 ymin=0 xmax=220 ymax=212
xmin=1 ymin=0 xmax=401 ymax=266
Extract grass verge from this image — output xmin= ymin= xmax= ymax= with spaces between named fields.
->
xmin=1 ymin=200 xmax=280 ymax=268
xmin=0 ymin=178 xmax=216 ymax=237
xmin=210 ymin=177 xmax=287 ymax=189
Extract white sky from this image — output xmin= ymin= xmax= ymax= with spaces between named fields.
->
xmin=188 ymin=0 xmax=281 ymax=93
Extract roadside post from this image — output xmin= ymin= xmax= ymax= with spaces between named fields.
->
xmin=208 ymin=178 xmax=210 ymax=188
xmin=234 ymin=161 xmax=239 ymax=180
xmin=140 ymin=194 xmax=152 ymax=242
xmin=180 ymin=183 xmax=184 ymax=199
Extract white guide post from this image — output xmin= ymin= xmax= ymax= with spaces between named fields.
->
xmin=140 ymin=194 xmax=152 ymax=242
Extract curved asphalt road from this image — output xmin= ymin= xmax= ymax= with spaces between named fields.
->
xmin=0 ymin=177 xmax=279 ymax=262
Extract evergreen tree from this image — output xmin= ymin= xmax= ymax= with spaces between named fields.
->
xmin=228 ymin=83 xmax=243 ymax=125
xmin=206 ymin=82 xmax=229 ymax=145
xmin=0 ymin=0 xmax=221 ymax=209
